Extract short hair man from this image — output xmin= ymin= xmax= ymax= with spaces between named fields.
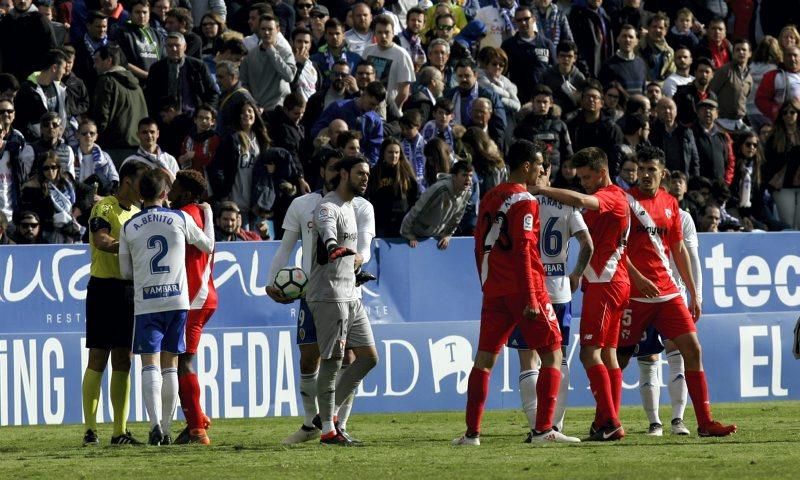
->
xmin=361 ymin=14 xmax=416 ymax=120
xmin=239 ymin=14 xmax=297 ymax=110
xmin=119 ymin=169 xmax=215 ymax=445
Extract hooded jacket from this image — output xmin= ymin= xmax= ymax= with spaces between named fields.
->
xmin=400 ymin=173 xmax=471 ymax=240
xmin=13 ymin=73 xmax=68 ymax=139
xmin=91 ymin=66 xmax=149 ymax=148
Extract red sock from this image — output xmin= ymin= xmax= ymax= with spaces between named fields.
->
xmin=608 ymin=367 xmax=623 ymax=418
xmin=534 ymin=367 xmax=560 ymax=432
xmin=587 ymin=364 xmax=615 ymax=426
xmin=685 ymin=370 xmax=713 ymax=426
xmin=178 ymin=372 xmax=204 ymax=430
xmin=465 ymin=368 xmax=490 ymax=436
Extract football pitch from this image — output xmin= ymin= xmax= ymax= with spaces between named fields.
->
xmin=1 ymin=401 xmax=796 ymax=479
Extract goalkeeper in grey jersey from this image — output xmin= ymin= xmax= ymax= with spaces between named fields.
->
xmin=307 ymin=155 xmax=378 ymax=446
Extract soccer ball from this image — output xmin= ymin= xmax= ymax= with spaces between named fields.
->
xmin=273 ymin=267 xmax=308 ymax=299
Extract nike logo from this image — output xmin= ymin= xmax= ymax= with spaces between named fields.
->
xmin=603 ymin=426 xmax=622 ymax=439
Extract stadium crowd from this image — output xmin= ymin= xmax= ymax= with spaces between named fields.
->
xmin=1 ymin=0 xmax=800 ymax=248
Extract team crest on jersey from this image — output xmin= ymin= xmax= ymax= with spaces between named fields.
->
xmin=317 ymin=207 xmax=333 ymax=221
xmin=665 ymin=208 xmax=673 ymax=219
xmin=523 ymin=214 xmax=533 ymax=231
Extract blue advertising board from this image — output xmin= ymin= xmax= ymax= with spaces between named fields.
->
xmin=0 ymin=233 xmax=798 ymax=425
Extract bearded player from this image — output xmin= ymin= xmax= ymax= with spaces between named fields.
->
xmin=531 ymin=147 xmax=630 ymax=441
xmin=617 ymin=145 xmax=736 ymax=437
xmin=168 ymin=170 xmax=216 ymax=445
xmin=453 ymin=140 xmax=580 ymax=445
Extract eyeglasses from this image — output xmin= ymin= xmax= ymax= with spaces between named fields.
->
xmin=311 ymin=13 xmax=326 ymax=19
xmin=42 ymin=165 xmax=60 ymax=171
xmin=0 ymin=109 xmax=13 ymax=115
xmin=20 ymin=222 xmax=39 ymax=229
xmin=490 ymin=62 xmax=506 ymax=68
xmin=744 ymin=141 xmax=759 ymax=147
xmin=80 ymin=130 xmax=98 ymax=136
xmin=784 ymin=110 xmax=798 ymax=116
xmin=515 ymin=16 xmax=533 ymax=23
xmin=296 ymin=3 xmax=313 ymax=9
xmin=436 ymin=24 xmax=453 ymax=31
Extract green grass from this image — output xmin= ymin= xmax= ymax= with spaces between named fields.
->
xmin=1 ymin=402 xmax=797 ymax=479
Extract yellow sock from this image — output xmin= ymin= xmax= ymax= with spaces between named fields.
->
xmin=82 ymin=369 xmax=103 ymax=432
xmin=110 ymin=370 xmax=131 ymax=437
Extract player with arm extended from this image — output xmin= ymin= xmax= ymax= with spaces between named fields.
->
xmin=266 ymin=149 xmax=376 ymax=444
xmin=453 ymin=140 xmax=580 ymax=446
xmin=119 ymin=169 xmax=215 ymax=446
xmin=530 ymin=147 xmax=630 ymax=441
xmin=168 ymin=170 xmax=216 ymax=445
xmin=81 ymin=160 xmax=149 ymax=447
xmin=506 ymin=157 xmax=594 ymax=440
xmin=615 ymin=145 xmax=736 ymax=437
xmin=306 ymin=155 xmax=378 ymax=446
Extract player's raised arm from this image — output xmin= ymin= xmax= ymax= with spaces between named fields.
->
xmin=532 ymin=184 xmax=601 ymax=210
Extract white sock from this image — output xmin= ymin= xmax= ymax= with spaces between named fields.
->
xmin=337 ymin=389 xmax=356 ymax=431
xmin=161 ymin=367 xmax=179 ymax=436
xmin=142 ymin=364 xmax=162 ymax=430
xmin=518 ymin=369 xmax=539 ymax=429
xmin=553 ymin=359 xmax=569 ymax=431
xmin=666 ymin=350 xmax=688 ymax=421
xmin=300 ymin=371 xmax=319 ymax=428
xmin=637 ymin=358 xmax=661 ymax=425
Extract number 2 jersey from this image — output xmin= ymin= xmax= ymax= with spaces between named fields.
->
xmin=536 ymin=195 xmax=587 ymax=304
xmin=119 ymin=206 xmax=214 ymax=314
xmin=475 ymin=183 xmax=547 ymax=308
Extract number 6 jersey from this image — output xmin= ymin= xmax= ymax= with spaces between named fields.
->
xmin=535 ymin=195 xmax=587 ymax=304
xmin=119 ymin=206 xmax=215 ymax=314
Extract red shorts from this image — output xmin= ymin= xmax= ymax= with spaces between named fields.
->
xmin=185 ymin=308 xmax=215 ymax=354
xmin=618 ymin=296 xmax=696 ymax=347
xmin=479 ymin=291 xmax=561 ymax=354
xmin=580 ymin=281 xmax=630 ymax=348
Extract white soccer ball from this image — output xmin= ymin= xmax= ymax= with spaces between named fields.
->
xmin=273 ymin=267 xmax=308 ymax=299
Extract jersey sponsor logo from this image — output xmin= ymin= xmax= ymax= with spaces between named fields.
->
xmin=523 ymin=214 xmax=533 ymax=231
xmin=636 ymin=225 xmax=668 ymax=236
xmin=543 ymin=263 xmax=565 ymax=276
xmin=143 ymin=283 xmax=181 ymax=299
xmin=343 ymin=231 xmax=359 ymax=241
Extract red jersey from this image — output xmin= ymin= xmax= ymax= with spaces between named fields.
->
xmin=582 ymin=184 xmax=630 ymax=284
xmin=474 ymin=183 xmax=547 ymax=308
xmin=181 ymin=203 xmax=218 ymax=310
xmin=625 ymin=187 xmax=683 ymax=300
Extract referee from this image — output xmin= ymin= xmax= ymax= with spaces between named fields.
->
xmin=81 ymin=161 xmax=149 ymax=446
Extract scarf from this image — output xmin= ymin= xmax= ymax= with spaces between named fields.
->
xmin=83 ymin=33 xmax=108 ymax=58
xmin=421 ymin=120 xmax=455 ymax=151
xmin=402 ymin=29 xmax=425 ymax=62
xmin=323 ymin=44 xmax=349 ymax=72
xmin=78 ymin=145 xmax=117 ymax=189
xmin=739 ymin=161 xmax=753 ymax=208
xmin=136 ymin=146 xmax=171 ymax=171
xmin=48 ymin=181 xmax=75 ymax=227
xmin=493 ymin=1 xmax=518 ymax=34
xmin=453 ymin=83 xmax=479 ymax=126
xmin=402 ymin=134 xmax=426 ymax=183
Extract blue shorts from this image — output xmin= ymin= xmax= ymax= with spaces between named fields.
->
xmin=633 ymin=324 xmax=665 ymax=357
xmin=133 ymin=310 xmax=187 ymax=355
xmin=507 ymin=302 xmax=572 ymax=349
xmin=296 ymin=298 xmax=317 ymax=345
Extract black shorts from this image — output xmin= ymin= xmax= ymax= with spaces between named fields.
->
xmin=85 ymin=276 xmax=135 ymax=350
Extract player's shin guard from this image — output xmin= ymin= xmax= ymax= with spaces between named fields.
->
xmin=82 ymin=369 xmax=103 ymax=432
xmin=637 ymin=359 xmax=662 ymax=425
xmin=300 ymin=371 xmax=319 ymax=428
xmin=685 ymin=370 xmax=713 ymax=426
xmin=587 ymin=364 xmax=616 ymax=426
xmin=666 ymin=351 xmax=688 ymax=421
xmin=142 ymin=364 xmax=163 ymax=429
xmin=110 ymin=370 xmax=131 ymax=436
xmin=334 ymin=358 xmax=376 ymax=416
xmin=317 ymin=358 xmax=343 ymax=434
xmin=553 ymin=359 xmax=570 ymax=431
xmin=534 ymin=367 xmax=560 ymax=432
xmin=465 ymin=368 xmax=490 ymax=436
xmin=608 ymin=367 xmax=623 ymax=419
xmin=518 ymin=369 xmax=539 ymax=429
xmin=161 ymin=368 xmax=179 ymax=436
xmin=178 ymin=372 xmax=202 ymax=429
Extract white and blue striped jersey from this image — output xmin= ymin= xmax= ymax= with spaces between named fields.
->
xmin=119 ymin=206 xmax=215 ymax=315
xmin=535 ymin=194 xmax=588 ymax=304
